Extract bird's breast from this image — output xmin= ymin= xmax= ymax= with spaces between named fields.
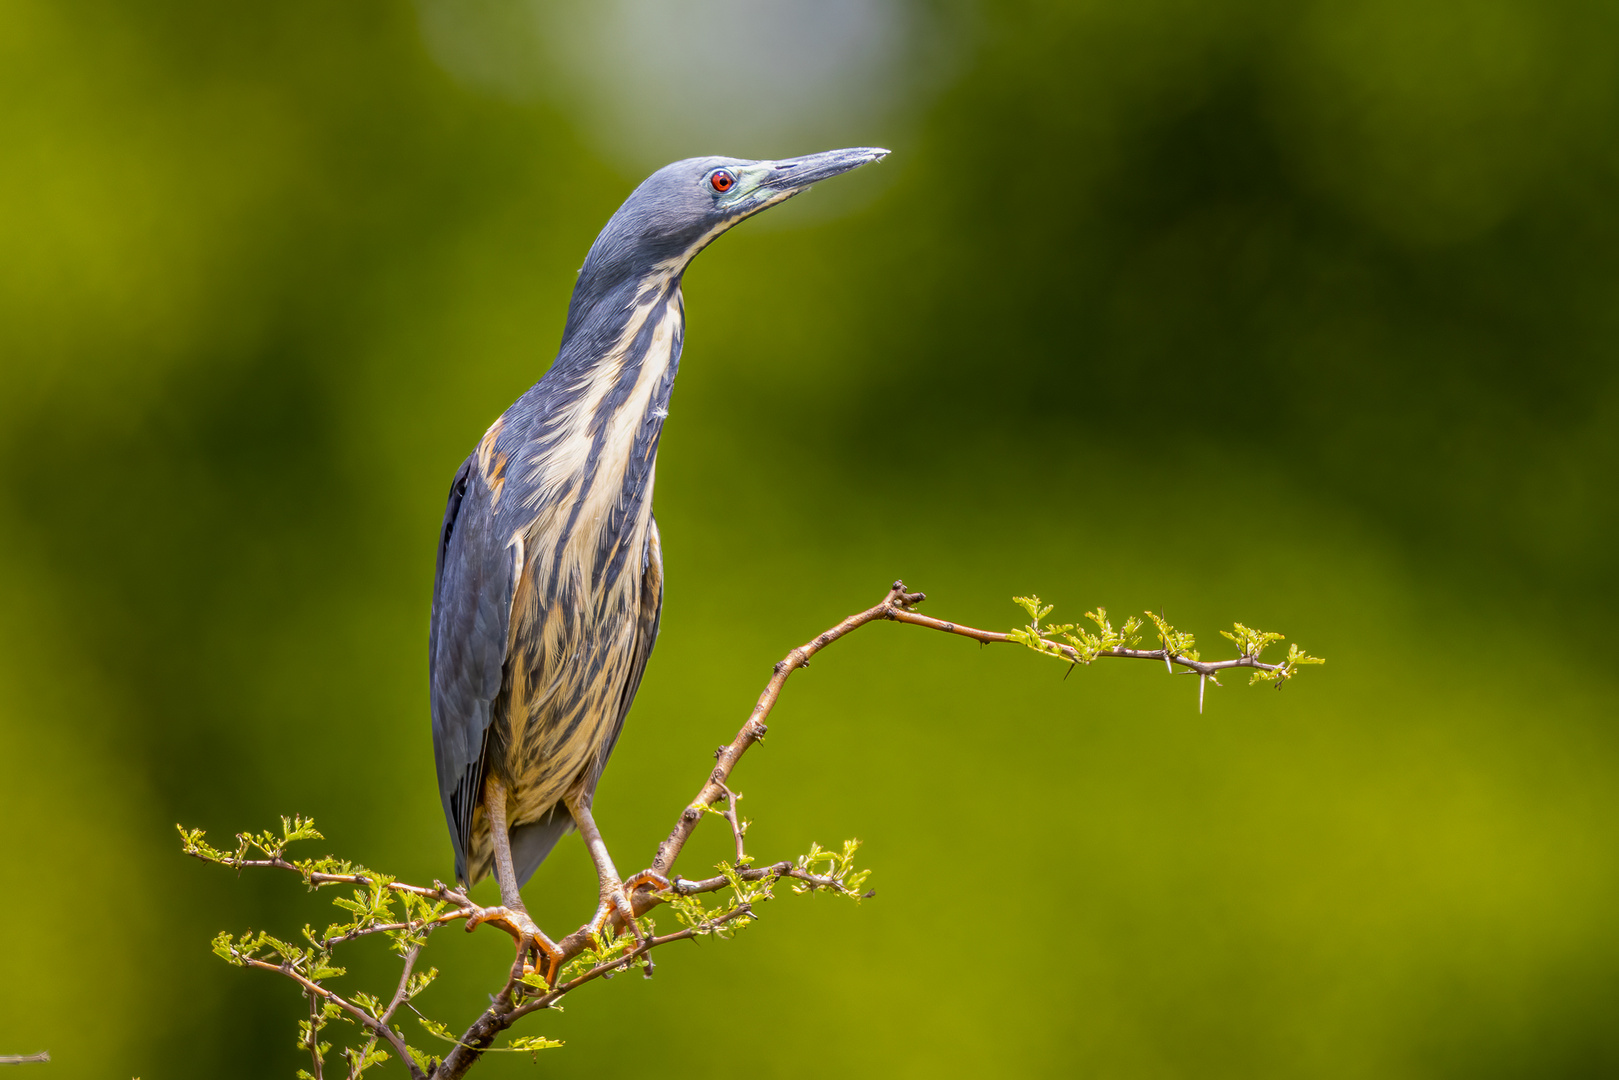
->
xmin=484 ymin=284 xmax=682 ymax=820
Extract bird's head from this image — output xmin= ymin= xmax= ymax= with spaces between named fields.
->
xmin=575 ymin=148 xmax=890 ymax=294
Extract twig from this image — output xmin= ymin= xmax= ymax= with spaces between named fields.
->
xmin=230 ymin=951 xmax=426 ymax=1080
xmin=888 ymin=607 xmax=1292 ymax=678
xmin=178 ymin=851 xmax=472 ymax=906
xmin=346 ymin=946 xmax=420 ymax=1078
xmin=306 ymin=990 xmax=324 ymax=1080
xmin=717 ymin=784 xmax=747 ymax=864
xmin=320 ymin=911 xmax=467 ymax=949
xmin=672 ymin=860 xmax=851 ymax=896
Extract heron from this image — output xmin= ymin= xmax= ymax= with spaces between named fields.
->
xmin=428 ymin=147 xmax=888 ymax=980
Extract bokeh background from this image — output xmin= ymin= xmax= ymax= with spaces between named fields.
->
xmin=3 ymin=0 xmax=1618 ymax=1076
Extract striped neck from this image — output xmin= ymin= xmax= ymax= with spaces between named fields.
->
xmin=539 ymin=270 xmax=684 ymax=448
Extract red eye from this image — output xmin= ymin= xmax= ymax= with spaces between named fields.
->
xmin=710 ymin=170 xmax=736 ymax=193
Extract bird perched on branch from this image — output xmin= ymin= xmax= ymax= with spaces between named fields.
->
xmin=429 ymin=148 xmax=888 ymax=979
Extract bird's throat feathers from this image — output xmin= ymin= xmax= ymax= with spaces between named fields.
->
xmin=541 ymin=265 xmax=686 ymax=483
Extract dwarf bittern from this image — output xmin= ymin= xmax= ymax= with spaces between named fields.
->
xmin=429 ymin=148 xmax=888 ymax=979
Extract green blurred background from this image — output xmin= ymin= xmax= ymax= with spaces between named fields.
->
xmin=3 ymin=0 xmax=1618 ymax=1076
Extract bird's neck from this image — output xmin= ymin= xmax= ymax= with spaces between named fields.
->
xmin=509 ymin=272 xmax=684 ymax=555
xmin=543 ymin=272 xmax=685 ymax=440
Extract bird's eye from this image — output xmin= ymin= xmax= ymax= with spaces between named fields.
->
xmin=709 ymin=170 xmax=736 ymax=193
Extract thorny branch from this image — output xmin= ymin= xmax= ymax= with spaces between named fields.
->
xmin=180 ymin=581 xmax=1320 ymax=1079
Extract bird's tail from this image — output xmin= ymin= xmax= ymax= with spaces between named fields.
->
xmin=510 ymin=805 xmax=574 ymax=887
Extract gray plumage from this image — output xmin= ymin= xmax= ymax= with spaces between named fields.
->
xmin=428 ymin=148 xmax=887 ymax=892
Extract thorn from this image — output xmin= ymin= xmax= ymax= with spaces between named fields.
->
xmin=1063 ymin=662 xmax=1076 ymax=681
xmin=1199 ymin=673 xmax=1206 ymax=713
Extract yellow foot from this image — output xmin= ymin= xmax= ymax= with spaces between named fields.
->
xmin=467 ymin=905 xmax=563 ymax=985
xmin=590 ymin=870 xmax=674 ymax=944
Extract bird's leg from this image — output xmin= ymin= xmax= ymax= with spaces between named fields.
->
xmin=465 ymin=775 xmax=564 ymax=985
xmin=564 ymin=788 xmax=670 ymax=945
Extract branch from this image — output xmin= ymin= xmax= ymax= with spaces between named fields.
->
xmin=507 ymin=906 xmax=755 ymax=1021
xmin=894 ymin=608 xmax=1300 ymax=676
xmin=651 ymin=580 xmax=926 ymax=877
xmin=184 ymin=580 xmax=1319 ymax=1079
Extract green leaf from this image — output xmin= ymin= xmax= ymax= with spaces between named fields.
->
xmin=406 ymin=967 xmax=438 ymax=999
xmin=416 ymin=1015 xmax=458 ymax=1043
xmin=1220 ymin=622 xmax=1286 ymax=659
xmin=177 ymin=825 xmax=228 ymax=862
xmin=211 ymin=931 xmax=243 ymax=965
xmin=1251 ymin=641 xmax=1326 ymax=684
xmin=1012 ymin=595 xmax=1055 ymax=627
xmin=517 ymin=970 xmax=553 ymax=991
xmin=1144 ymin=610 xmax=1198 ymax=660
xmin=350 ymin=1043 xmax=390 ymax=1075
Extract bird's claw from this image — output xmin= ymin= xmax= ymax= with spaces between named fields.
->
xmin=466 ymin=905 xmax=563 ymax=986
xmin=590 ymin=870 xmax=673 ymax=944
xmin=624 ymin=869 xmax=673 ymax=901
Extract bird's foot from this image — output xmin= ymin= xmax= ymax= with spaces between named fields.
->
xmin=467 ymin=905 xmax=564 ymax=986
xmin=589 ymin=870 xmax=673 ymax=945
xmin=625 ymin=868 xmax=673 ymax=902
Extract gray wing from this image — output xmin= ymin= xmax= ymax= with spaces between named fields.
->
xmin=509 ymin=516 xmax=664 ymax=886
xmin=428 ymin=457 xmax=514 ymax=886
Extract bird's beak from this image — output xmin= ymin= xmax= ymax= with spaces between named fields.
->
xmin=766 ymin=147 xmax=890 ymax=190
xmin=728 ymin=147 xmax=890 ymax=217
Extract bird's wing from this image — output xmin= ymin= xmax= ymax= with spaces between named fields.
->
xmin=428 ymin=456 xmax=515 ymax=885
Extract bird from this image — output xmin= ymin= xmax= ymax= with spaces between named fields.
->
xmin=428 ymin=147 xmax=888 ymax=981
